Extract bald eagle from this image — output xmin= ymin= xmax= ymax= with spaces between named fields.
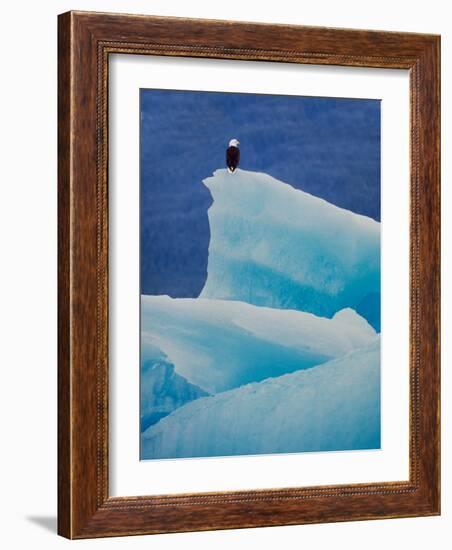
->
xmin=226 ymin=138 xmax=240 ymax=173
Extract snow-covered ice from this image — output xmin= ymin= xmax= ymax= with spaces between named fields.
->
xmin=141 ymin=339 xmax=381 ymax=459
xmin=141 ymin=295 xmax=377 ymax=394
xmin=200 ymin=169 xmax=381 ymax=331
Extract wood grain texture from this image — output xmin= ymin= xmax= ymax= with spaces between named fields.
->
xmin=57 ymin=10 xmax=72 ymax=538
xmin=57 ymin=11 xmax=440 ymax=539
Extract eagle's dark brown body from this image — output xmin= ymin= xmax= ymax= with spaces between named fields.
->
xmin=226 ymin=145 xmax=240 ymax=172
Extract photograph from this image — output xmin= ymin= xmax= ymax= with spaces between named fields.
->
xmin=0 ymin=1 xmax=443 ymax=545
xmin=139 ymin=89 xmax=382 ymax=460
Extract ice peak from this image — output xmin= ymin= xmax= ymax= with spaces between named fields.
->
xmin=333 ymin=307 xmax=374 ymax=330
xmin=200 ymin=169 xmax=381 ymax=331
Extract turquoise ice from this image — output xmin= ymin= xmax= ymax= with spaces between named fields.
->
xmin=140 ymin=169 xmax=381 ymax=459
xmin=141 ymin=295 xmax=377 ymax=395
xmin=140 ymin=344 xmax=208 ymax=432
xmin=141 ymin=339 xmax=381 ymax=458
xmin=200 ymin=169 xmax=380 ymax=331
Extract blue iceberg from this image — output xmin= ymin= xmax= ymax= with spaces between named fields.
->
xmin=141 ymin=339 xmax=381 ymax=459
xmin=200 ymin=169 xmax=380 ymax=331
xmin=141 ymin=345 xmax=208 ymax=432
xmin=140 ymin=169 xmax=381 ymax=459
xmin=141 ymin=295 xmax=377 ymax=395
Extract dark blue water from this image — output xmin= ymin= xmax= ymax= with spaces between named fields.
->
xmin=140 ymin=89 xmax=380 ymax=297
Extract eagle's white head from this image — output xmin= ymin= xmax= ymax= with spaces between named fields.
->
xmin=229 ymin=138 xmax=240 ymax=148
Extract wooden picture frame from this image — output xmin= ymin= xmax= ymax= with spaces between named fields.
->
xmin=58 ymin=10 xmax=440 ymax=539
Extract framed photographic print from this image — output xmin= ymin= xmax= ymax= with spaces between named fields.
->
xmin=58 ymin=11 xmax=440 ymax=538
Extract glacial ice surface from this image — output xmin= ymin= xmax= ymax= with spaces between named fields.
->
xmin=141 ymin=295 xmax=377 ymax=394
xmin=141 ymin=345 xmax=208 ymax=432
xmin=140 ymin=169 xmax=382 ymax=458
xmin=200 ymin=169 xmax=381 ymax=331
xmin=141 ymin=339 xmax=381 ymax=459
